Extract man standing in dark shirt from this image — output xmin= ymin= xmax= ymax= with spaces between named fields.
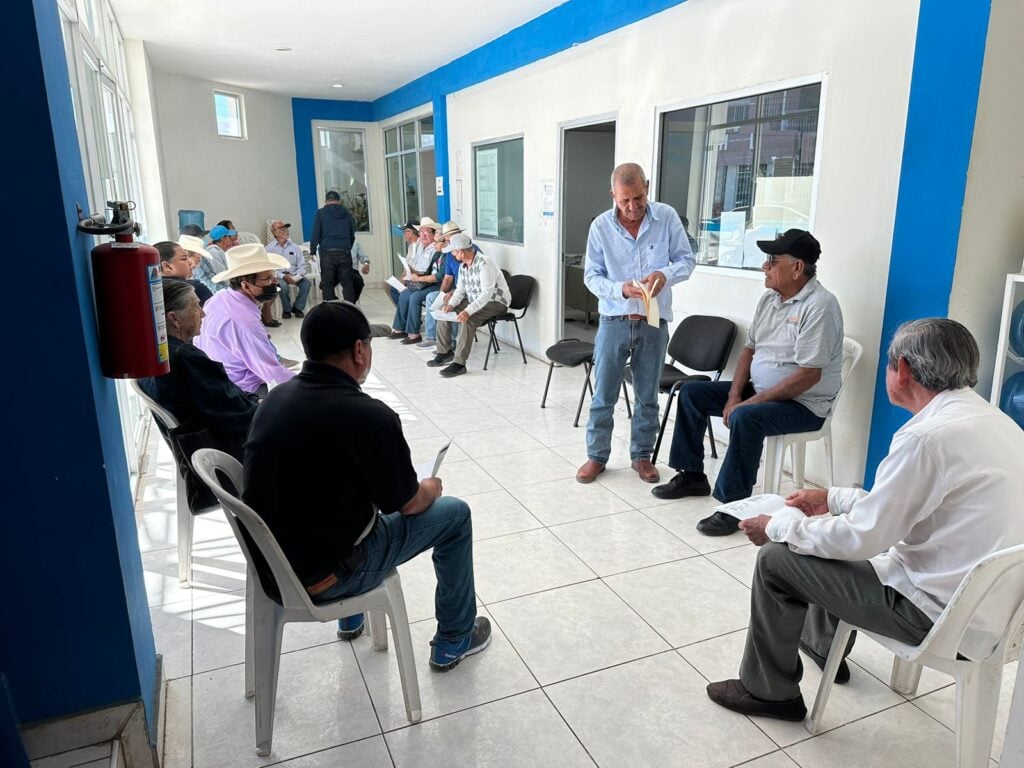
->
xmin=309 ymin=190 xmax=358 ymax=303
xmin=242 ymin=301 xmax=491 ymax=670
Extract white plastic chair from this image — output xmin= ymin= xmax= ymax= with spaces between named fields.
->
xmin=190 ymin=448 xmax=422 ymax=756
xmin=763 ymin=337 xmax=863 ymax=493
xmin=130 ymin=379 xmax=210 ymax=586
xmin=806 ymin=543 xmax=1024 ymax=768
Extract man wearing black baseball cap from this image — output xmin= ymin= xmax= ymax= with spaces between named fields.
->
xmin=652 ymin=228 xmax=845 ymax=536
xmin=243 ymin=301 xmax=491 ymax=670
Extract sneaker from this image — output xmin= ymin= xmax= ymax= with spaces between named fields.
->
xmin=651 ymin=471 xmax=711 ymax=500
xmin=416 ymin=338 xmax=436 ymax=349
xmin=429 ymin=617 xmax=491 ymax=671
xmin=388 ymin=330 xmax=408 ymax=340
xmin=427 ymin=352 xmax=455 ymax=367
xmin=292 ymin=308 xmax=304 ymax=318
xmin=336 ymin=613 xmax=365 ymax=640
xmin=440 ymin=362 xmax=467 ymax=378
xmin=281 ymin=311 xmax=292 ymax=319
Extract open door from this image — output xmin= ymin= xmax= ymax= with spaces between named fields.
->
xmin=559 ymin=120 xmax=616 ymax=344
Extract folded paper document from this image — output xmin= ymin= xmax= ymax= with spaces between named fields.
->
xmin=386 ymin=275 xmax=406 ymax=293
xmin=632 ymin=278 xmax=661 ymax=328
xmin=713 ymin=494 xmax=792 ymax=521
xmin=415 ymin=439 xmax=452 ymax=482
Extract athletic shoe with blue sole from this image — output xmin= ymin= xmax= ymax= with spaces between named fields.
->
xmin=336 ymin=613 xmax=365 ymax=640
xmin=429 ymin=617 xmax=491 ymax=671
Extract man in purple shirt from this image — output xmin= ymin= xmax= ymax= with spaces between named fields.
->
xmin=194 ymin=243 xmax=296 ymax=395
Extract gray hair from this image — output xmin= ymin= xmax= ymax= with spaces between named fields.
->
xmin=610 ymin=162 xmax=647 ymax=189
xmin=162 ymin=278 xmax=196 ymax=315
xmin=887 ymin=318 xmax=979 ymax=391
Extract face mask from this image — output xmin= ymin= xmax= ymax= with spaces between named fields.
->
xmin=258 ymin=284 xmax=279 ymax=303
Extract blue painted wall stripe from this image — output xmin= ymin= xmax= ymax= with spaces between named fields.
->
xmin=864 ymin=0 xmax=993 ymax=484
xmin=292 ymin=0 xmax=688 ymax=237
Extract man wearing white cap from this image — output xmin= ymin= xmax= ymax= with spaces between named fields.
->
xmin=427 ymin=233 xmax=510 ymax=378
xmin=193 ymin=243 xmax=296 ymax=395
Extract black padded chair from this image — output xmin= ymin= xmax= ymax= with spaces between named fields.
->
xmin=483 ymin=274 xmax=536 ymax=370
xmin=541 ymin=339 xmax=632 ymax=427
xmin=623 ymin=314 xmax=737 ymax=464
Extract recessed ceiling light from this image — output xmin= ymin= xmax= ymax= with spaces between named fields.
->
xmin=332 ymin=83 xmax=344 ymax=88
xmin=275 ymin=47 xmax=292 ymax=52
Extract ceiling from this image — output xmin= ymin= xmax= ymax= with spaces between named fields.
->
xmin=111 ymin=0 xmax=568 ymax=102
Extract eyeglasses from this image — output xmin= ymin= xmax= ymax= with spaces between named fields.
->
xmin=764 ymin=255 xmax=798 ymax=268
xmin=252 ymin=275 xmax=278 ymax=285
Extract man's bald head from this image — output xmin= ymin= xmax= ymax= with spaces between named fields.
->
xmin=610 ymin=163 xmax=647 ymax=190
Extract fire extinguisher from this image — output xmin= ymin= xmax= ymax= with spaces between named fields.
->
xmin=78 ymin=200 xmax=170 ymax=379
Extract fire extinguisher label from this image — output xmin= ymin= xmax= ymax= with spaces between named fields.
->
xmin=148 ymin=264 xmax=170 ymax=364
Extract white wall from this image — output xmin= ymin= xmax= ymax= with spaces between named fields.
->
xmin=446 ymin=0 xmax=920 ymax=486
xmin=947 ymin=0 xmax=1024 ymax=399
xmin=147 ymin=70 xmax=302 ymax=242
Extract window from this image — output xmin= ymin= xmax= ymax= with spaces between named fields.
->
xmin=474 ymin=137 xmax=524 ymax=244
xmin=316 ymin=127 xmax=370 ymax=231
xmin=383 ymin=116 xmax=437 ymax=273
xmin=658 ymin=82 xmax=821 ymax=269
xmin=214 ymin=90 xmax=245 ymax=139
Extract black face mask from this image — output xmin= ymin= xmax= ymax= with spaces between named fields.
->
xmin=257 ymin=284 xmax=279 ymax=303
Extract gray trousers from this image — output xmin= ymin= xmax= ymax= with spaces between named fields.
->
xmin=437 ymin=300 xmax=508 ymax=365
xmin=741 ymin=542 xmax=934 ymax=701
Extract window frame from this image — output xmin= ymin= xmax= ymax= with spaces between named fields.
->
xmin=213 ymin=89 xmax=246 ymax=140
xmin=651 ymin=73 xmax=828 ymax=279
xmin=471 ymin=133 xmax=525 ymax=246
xmin=311 ymin=122 xmax=373 ymax=233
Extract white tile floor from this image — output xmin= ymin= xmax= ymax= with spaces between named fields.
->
xmin=137 ymin=294 xmax=1016 ymax=768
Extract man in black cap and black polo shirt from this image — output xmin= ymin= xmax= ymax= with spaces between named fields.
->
xmin=651 ymin=229 xmax=844 ymax=536
xmin=242 ymin=301 xmax=491 ymax=670
xmin=310 ymin=190 xmax=357 ymax=303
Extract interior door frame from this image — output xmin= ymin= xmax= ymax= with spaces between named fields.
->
xmin=554 ymin=112 xmax=618 ymax=341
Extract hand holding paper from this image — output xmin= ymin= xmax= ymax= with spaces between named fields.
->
xmin=631 ymin=278 xmax=661 ymax=328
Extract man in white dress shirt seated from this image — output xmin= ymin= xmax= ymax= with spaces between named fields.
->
xmin=706 ymin=318 xmax=1024 ymax=721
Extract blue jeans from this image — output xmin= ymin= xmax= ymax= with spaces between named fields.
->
xmin=392 ymin=287 xmax=432 ymax=335
xmin=667 ymin=381 xmax=825 ymax=503
xmin=587 ymin=316 xmax=668 ymax=463
xmin=423 ymin=290 xmax=459 ymax=342
xmin=280 ymin=278 xmax=311 ymax=313
xmin=317 ymin=496 xmax=477 ymax=643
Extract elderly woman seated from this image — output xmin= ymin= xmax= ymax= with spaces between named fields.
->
xmin=139 ymin=278 xmax=258 ymax=461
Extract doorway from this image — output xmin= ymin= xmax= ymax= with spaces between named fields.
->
xmin=560 ymin=120 xmax=616 ymax=344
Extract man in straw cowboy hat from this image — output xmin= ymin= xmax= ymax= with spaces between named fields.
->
xmin=193 ymin=243 xmax=296 ymax=395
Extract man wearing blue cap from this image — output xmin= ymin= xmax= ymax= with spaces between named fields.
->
xmin=206 ymin=223 xmax=238 ymax=276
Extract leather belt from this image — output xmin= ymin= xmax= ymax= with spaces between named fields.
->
xmin=606 ymin=314 xmax=647 ymax=321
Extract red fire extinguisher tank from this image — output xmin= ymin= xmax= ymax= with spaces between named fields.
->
xmin=91 ymin=232 xmax=170 ymax=378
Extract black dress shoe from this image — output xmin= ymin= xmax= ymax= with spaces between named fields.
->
xmin=706 ymin=679 xmax=806 ymax=722
xmin=652 ymin=472 xmax=711 ymax=499
xmin=388 ymin=330 xmax=408 ymax=340
xmin=262 ymin=319 xmax=282 ymax=328
xmin=800 ymin=641 xmax=851 ymax=684
xmin=292 ymin=308 xmax=304 ymax=318
xmin=696 ymin=510 xmax=740 ymax=536
xmin=281 ymin=311 xmax=292 ymax=319
xmin=427 ymin=352 xmax=454 ymax=367
xmin=440 ymin=363 xmax=467 ymax=378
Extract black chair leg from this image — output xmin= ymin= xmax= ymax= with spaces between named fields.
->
xmin=541 ymin=362 xmax=555 ymax=409
xmin=652 ymin=394 xmax=673 ymax=464
xmin=574 ymin=362 xmax=592 ymax=427
xmin=707 ymin=421 xmax=718 ymax=459
xmin=621 ymin=381 xmax=632 ymax=418
xmin=483 ymin=323 xmax=494 ymax=371
xmin=513 ymin=319 xmax=527 ymax=364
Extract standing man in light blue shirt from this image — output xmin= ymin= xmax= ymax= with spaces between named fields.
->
xmin=577 ymin=163 xmax=695 ymax=485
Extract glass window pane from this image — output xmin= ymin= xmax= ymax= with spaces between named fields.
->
xmin=418 ymin=149 xmax=437 ymax=220
xmin=316 ymin=128 xmax=370 ymax=231
xmin=400 ymin=122 xmax=416 ymax=151
xmin=214 ymin=91 xmax=243 ymax=138
xmin=100 ymin=83 xmax=125 ymax=200
xmin=420 ymin=116 xmax=435 ymax=148
xmin=401 ymin=153 xmax=420 ymax=223
xmin=658 ymin=83 xmax=821 ymax=270
xmin=384 ymin=128 xmax=398 ymax=154
xmin=474 ymin=138 xmax=524 ymax=244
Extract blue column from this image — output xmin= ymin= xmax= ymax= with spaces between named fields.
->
xmin=432 ymin=83 xmax=450 ymax=222
xmin=0 ymin=0 xmax=157 ymax=736
xmin=864 ymin=0 xmax=993 ymax=485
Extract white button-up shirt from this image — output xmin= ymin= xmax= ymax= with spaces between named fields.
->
xmin=767 ymin=388 xmax=1024 ymax=660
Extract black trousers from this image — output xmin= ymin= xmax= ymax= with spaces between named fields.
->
xmin=320 ymin=248 xmax=356 ymax=302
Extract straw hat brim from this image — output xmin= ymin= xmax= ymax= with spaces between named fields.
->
xmin=214 ymin=253 xmax=290 ymax=283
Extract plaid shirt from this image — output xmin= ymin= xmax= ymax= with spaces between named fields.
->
xmin=450 ymin=254 xmax=511 ymax=315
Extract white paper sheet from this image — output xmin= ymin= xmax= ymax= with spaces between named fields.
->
xmin=386 ymin=275 xmax=406 ymax=293
xmin=415 ymin=439 xmax=452 ymax=481
xmin=713 ymin=494 xmax=791 ymax=520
